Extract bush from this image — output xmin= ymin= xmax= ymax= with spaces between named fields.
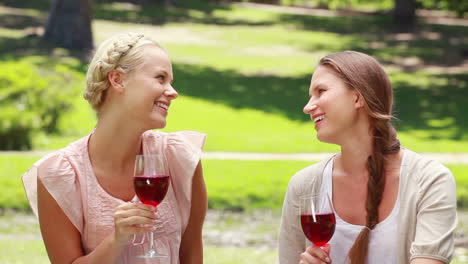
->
xmin=0 ymin=58 xmax=80 ymax=150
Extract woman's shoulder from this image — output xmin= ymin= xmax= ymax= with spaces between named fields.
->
xmin=33 ymin=136 xmax=90 ymax=177
xmin=144 ymin=130 xmax=206 ymax=149
xmin=403 ymin=148 xmax=453 ymax=177
xmin=401 ymin=148 xmax=455 ymax=188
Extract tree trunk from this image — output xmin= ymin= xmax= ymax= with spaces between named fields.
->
xmin=43 ymin=0 xmax=93 ymax=51
xmin=393 ymin=0 xmax=416 ymax=32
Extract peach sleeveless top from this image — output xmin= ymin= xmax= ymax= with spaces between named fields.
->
xmin=22 ymin=130 xmax=206 ymax=264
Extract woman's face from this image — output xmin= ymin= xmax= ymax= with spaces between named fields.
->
xmin=122 ymin=45 xmax=178 ymax=130
xmin=303 ymin=65 xmax=362 ymax=144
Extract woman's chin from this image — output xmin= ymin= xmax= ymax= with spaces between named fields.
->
xmin=316 ymin=132 xmax=335 ymax=144
xmin=148 ymin=118 xmax=166 ymax=130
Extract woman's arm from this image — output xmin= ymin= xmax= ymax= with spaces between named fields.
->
xmin=179 ymin=161 xmax=207 ymax=264
xmin=37 ymin=177 xmax=157 ymax=264
xmin=37 ymin=177 xmax=86 ymax=263
xmin=408 ymin=163 xmax=457 ymax=264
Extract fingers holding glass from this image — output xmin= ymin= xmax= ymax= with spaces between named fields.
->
xmin=113 ymin=202 xmax=158 ymax=245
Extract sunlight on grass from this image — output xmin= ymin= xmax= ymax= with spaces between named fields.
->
xmin=0 ymin=28 xmax=24 ymax=38
xmin=3 ymin=1 xmax=468 ymax=153
xmin=0 ymin=239 xmax=49 ymax=264
xmin=163 ymin=97 xmax=335 ymax=153
xmin=204 ymin=246 xmax=277 ymax=264
xmin=3 ymin=154 xmax=468 ymax=211
xmin=203 ymin=159 xmax=313 ymax=209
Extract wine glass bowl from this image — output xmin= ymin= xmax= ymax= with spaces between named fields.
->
xmin=133 ymin=154 xmax=170 ymax=258
xmin=134 ymin=175 xmax=170 ymax=207
xmin=300 ymin=194 xmax=336 ymax=247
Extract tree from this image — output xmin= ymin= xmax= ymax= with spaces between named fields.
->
xmin=43 ymin=0 xmax=94 ymax=52
xmin=393 ymin=0 xmax=416 ymax=31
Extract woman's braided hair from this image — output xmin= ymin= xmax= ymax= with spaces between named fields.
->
xmin=319 ymin=51 xmax=400 ymax=264
xmin=84 ymin=32 xmax=162 ymax=110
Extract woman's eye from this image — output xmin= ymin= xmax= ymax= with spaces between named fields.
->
xmin=156 ymin=75 xmax=165 ymax=81
xmin=318 ymin=89 xmax=326 ymax=94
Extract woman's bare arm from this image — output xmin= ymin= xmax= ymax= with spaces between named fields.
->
xmin=179 ymin=161 xmax=207 ymax=264
xmin=37 ymin=177 xmax=156 ymax=264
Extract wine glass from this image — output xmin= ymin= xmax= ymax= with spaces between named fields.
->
xmin=133 ymin=154 xmax=170 ymax=258
xmin=300 ymin=193 xmax=336 ymax=247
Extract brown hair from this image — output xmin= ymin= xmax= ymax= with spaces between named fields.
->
xmin=319 ymin=51 xmax=400 ymax=264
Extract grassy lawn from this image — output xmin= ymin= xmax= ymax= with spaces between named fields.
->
xmin=1 ymin=2 xmax=467 ymax=153
xmin=3 ymin=155 xmax=468 ymax=210
xmin=1 ymin=211 xmax=467 ymax=264
xmin=1 ymin=2 xmax=467 ymax=263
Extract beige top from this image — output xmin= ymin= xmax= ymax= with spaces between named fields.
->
xmin=278 ymin=148 xmax=457 ymax=264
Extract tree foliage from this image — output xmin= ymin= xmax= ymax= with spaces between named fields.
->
xmin=0 ymin=60 xmax=80 ymax=150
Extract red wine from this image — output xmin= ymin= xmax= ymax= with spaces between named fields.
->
xmin=134 ymin=175 xmax=170 ymax=207
xmin=301 ymin=213 xmax=336 ymax=246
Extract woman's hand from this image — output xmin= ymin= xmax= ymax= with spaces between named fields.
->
xmin=113 ymin=202 xmax=158 ymax=245
xmin=299 ymin=244 xmax=331 ymax=264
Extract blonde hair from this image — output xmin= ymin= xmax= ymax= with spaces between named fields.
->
xmin=84 ymin=32 xmax=163 ymax=110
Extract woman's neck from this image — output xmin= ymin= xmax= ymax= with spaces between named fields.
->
xmin=336 ymin=132 xmax=373 ymax=180
xmin=88 ymin=116 xmax=145 ymax=173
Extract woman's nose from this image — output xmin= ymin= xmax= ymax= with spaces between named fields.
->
xmin=165 ymin=85 xmax=178 ymax=99
xmin=303 ymin=101 xmax=317 ymax=114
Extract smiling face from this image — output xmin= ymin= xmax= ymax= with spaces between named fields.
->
xmin=121 ymin=45 xmax=178 ymax=130
xmin=303 ymin=65 xmax=364 ymax=144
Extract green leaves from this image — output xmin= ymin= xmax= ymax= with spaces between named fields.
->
xmin=0 ymin=58 xmax=80 ymax=150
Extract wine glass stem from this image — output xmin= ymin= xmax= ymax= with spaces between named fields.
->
xmin=149 ymin=231 xmax=155 ymax=251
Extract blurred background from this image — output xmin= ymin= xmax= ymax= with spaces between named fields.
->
xmin=0 ymin=0 xmax=467 ymax=263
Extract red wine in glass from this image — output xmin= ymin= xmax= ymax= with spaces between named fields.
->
xmin=301 ymin=213 xmax=336 ymax=246
xmin=300 ymin=194 xmax=336 ymax=247
xmin=133 ymin=154 xmax=170 ymax=258
xmin=134 ymin=175 xmax=170 ymax=207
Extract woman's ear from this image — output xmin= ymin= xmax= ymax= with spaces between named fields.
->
xmin=108 ymin=70 xmax=125 ymax=93
xmin=354 ymin=90 xmax=365 ymax=109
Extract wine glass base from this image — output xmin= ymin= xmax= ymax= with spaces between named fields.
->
xmin=135 ymin=249 xmax=168 ymax=259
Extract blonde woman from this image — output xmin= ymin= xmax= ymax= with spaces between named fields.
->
xmin=278 ymin=51 xmax=457 ymax=264
xmin=23 ymin=33 xmax=207 ymax=264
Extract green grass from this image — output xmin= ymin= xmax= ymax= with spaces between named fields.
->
xmin=0 ymin=240 xmax=49 ymax=264
xmin=4 ymin=155 xmax=468 ymax=210
xmin=0 ymin=155 xmax=41 ymax=209
xmin=204 ymin=246 xmax=277 ymax=264
xmin=0 ymin=240 xmax=277 ymax=264
xmin=1 ymin=3 xmax=468 ymax=152
xmin=203 ymin=159 xmax=311 ymax=210
xmin=1 ymin=211 xmax=467 ymax=264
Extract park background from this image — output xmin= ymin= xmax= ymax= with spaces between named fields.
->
xmin=0 ymin=0 xmax=467 ymax=263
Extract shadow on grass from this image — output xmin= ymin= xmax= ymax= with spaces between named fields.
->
xmin=1 ymin=31 xmax=466 ymax=140
xmin=393 ymin=72 xmax=468 ymax=140
xmin=1 ymin=1 xmax=467 ymax=140
xmin=277 ymin=13 xmax=468 ymax=66
xmin=93 ymin=1 xmax=274 ymax=26
xmin=0 ymin=13 xmax=44 ymax=29
xmin=0 ymin=35 xmax=91 ymax=66
xmin=2 ymin=0 xmax=467 ymax=66
xmin=93 ymin=2 xmax=468 ymax=67
xmin=173 ymin=63 xmax=468 ymax=140
xmin=0 ymin=0 xmax=51 ymax=11
xmin=173 ymin=64 xmax=311 ymax=121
